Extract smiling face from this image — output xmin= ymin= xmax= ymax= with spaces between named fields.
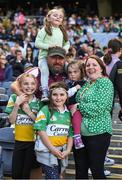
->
xmin=48 ymin=9 xmax=64 ymax=27
xmin=51 ymin=88 xmax=68 ymax=109
xmin=68 ymin=64 xmax=82 ymax=81
xmin=19 ymin=75 xmax=37 ymax=95
xmin=85 ymin=57 xmax=103 ymax=81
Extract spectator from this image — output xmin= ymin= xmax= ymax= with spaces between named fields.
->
xmin=0 ymin=52 xmax=13 ymax=82
xmin=73 ymin=55 xmax=114 ymax=179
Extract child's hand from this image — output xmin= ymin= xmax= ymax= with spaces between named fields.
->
xmin=51 ymin=147 xmax=63 ymax=159
xmin=75 ymin=84 xmax=81 ymax=90
xmin=15 ymin=94 xmax=28 ymax=106
xmin=61 ymin=149 xmax=71 ymax=159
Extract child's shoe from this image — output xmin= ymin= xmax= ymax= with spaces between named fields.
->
xmin=41 ymin=89 xmax=49 ymax=102
xmin=74 ymin=134 xmax=84 ymax=149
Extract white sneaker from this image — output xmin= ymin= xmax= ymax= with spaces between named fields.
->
xmin=104 ymin=157 xmax=115 ymax=165
xmin=104 ymin=170 xmax=111 ymax=176
xmin=88 ymin=169 xmax=111 ymax=176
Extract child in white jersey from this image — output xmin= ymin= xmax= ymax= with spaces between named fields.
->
xmin=35 ymin=8 xmax=70 ymax=102
xmin=34 ymin=81 xmax=73 ymax=179
xmin=5 ymin=74 xmax=43 ymax=179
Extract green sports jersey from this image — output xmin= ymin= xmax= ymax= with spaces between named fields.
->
xmin=34 ymin=105 xmax=73 ymax=146
xmin=5 ymin=94 xmax=44 ymax=141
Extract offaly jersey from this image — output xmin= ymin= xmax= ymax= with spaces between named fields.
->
xmin=5 ymin=94 xmax=43 ymax=141
xmin=34 ymin=105 xmax=73 ymax=146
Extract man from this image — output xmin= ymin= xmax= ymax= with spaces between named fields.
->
xmin=11 ymin=46 xmax=67 ymax=96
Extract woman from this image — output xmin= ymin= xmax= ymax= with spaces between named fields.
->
xmin=0 ymin=53 xmax=13 ymax=82
xmin=73 ymin=55 xmax=114 ymax=179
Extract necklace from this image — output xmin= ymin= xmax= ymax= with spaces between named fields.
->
xmin=80 ymin=81 xmax=95 ymax=98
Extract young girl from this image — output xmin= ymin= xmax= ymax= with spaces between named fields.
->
xmin=5 ymin=74 xmax=44 ymax=179
xmin=66 ymin=61 xmax=86 ymax=149
xmin=35 ymin=8 xmax=70 ymax=102
xmin=34 ymin=81 xmax=73 ymax=179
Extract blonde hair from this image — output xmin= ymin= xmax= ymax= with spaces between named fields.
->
xmin=18 ymin=73 xmax=37 ymax=87
xmin=44 ymin=8 xmax=68 ymax=42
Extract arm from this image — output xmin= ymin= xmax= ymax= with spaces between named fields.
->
xmin=38 ymin=131 xmax=63 ymax=159
xmin=11 ymin=80 xmax=22 ymax=96
xmin=68 ymin=84 xmax=81 ymax=97
xmin=35 ymin=28 xmax=50 ymax=50
xmin=9 ymin=94 xmax=28 ymax=124
xmin=63 ymin=41 xmax=70 ymax=53
xmin=61 ymin=137 xmax=73 ymax=158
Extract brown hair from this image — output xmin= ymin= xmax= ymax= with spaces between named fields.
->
xmin=67 ymin=61 xmax=85 ymax=80
xmin=103 ymin=38 xmax=122 ymax=65
xmin=85 ymin=55 xmax=108 ymax=77
xmin=44 ymin=8 xmax=68 ymax=42
xmin=48 ymin=81 xmax=68 ymax=116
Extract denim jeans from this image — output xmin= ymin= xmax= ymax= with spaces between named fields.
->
xmin=38 ymin=57 xmax=49 ymax=90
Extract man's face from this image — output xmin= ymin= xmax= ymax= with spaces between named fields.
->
xmin=47 ymin=55 xmax=65 ymax=74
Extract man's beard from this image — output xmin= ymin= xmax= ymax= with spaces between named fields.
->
xmin=49 ymin=66 xmax=64 ymax=75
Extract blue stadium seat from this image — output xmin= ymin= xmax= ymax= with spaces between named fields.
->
xmin=0 ymin=127 xmax=15 ymax=178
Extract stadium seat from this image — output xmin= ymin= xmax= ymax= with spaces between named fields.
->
xmin=0 ymin=127 xmax=15 ymax=178
xmin=0 ymin=94 xmax=9 ymax=113
xmin=0 ymin=87 xmax=6 ymax=94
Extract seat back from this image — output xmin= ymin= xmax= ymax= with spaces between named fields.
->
xmin=0 ymin=87 xmax=6 ymax=94
xmin=0 ymin=127 xmax=15 ymax=176
xmin=0 ymin=94 xmax=9 ymax=113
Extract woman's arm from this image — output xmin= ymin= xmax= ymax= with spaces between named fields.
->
xmin=11 ymin=80 xmax=22 ymax=96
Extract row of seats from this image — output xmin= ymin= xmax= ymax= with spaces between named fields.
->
xmin=0 ymin=81 xmax=12 ymax=128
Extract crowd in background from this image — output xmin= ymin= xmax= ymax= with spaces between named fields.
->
xmin=0 ymin=6 xmax=122 ymax=83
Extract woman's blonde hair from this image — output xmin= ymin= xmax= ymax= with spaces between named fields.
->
xmin=44 ymin=8 xmax=68 ymax=42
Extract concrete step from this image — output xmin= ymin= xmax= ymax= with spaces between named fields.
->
xmin=110 ymin=139 xmax=122 ymax=146
xmin=112 ymin=124 xmax=122 ymax=129
xmin=65 ymin=169 xmax=122 ymax=179
xmin=108 ymin=154 xmax=122 ymax=164
xmin=106 ymin=164 xmax=122 ymax=174
xmin=109 ymin=146 xmax=122 ymax=155
xmin=113 ymin=129 xmax=122 ymax=135
xmin=111 ymin=134 xmax=122 ymax=140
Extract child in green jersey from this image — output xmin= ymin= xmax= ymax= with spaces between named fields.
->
xmin=34 ymin=81 xmax=73 ymax=179
xmin=5 ymin=73 xmax=44 ymax=179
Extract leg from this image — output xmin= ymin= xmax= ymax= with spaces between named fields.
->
xmin=86 ymin=133 xmax=111 ymax=179
xmin=69 ymin=108 xmax=84 ymax=149
xmin=12 ymin=142 xmax=25 ymax=179
xmin=38 ymin=58 xmax=49 ymax=91
xmin=72 ymin=110 xmax=82 ymax=135
xmin=41 ymin=163 xmax=60 ymax=179
xmin=72 ymin=144 xmax=89 ymax=179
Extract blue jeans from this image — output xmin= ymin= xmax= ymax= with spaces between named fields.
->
xmin=38 ymin=57 xmax=49 ymax=90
